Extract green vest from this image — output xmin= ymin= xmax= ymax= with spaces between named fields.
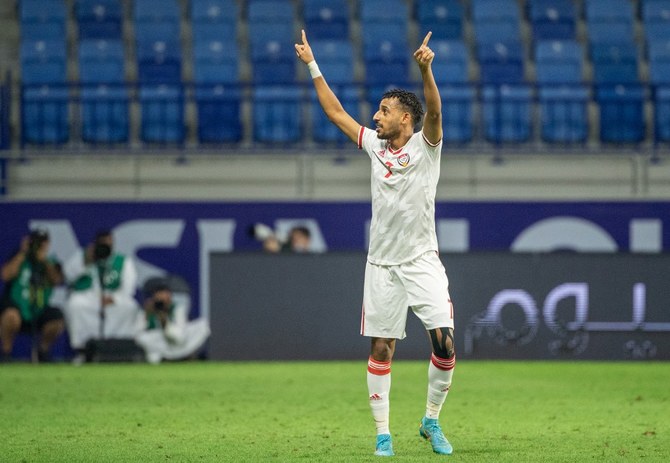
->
xmin=146 ymin=303 xmax=175 ymax=330
xmin=70 ymin=254 xmax=125 ymax=292
xmin=9 ymin=259 xmax=54 ymax=322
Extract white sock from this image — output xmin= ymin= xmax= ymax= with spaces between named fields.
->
xmin=426 ymin=353 xmax=456 ymax=419
xmin=367 ymin=356 xmax=391 ymax=435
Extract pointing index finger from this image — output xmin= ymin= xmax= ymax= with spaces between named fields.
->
xmin=422 ymin=31 xmax=432 ymax=47
xmin=301 ymin=29 xmax=308 ymax=44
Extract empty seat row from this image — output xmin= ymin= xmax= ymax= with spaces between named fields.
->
xmin=22 ymin=81 xmax=667 ymax=147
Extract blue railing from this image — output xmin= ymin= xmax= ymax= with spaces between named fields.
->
xmin=12 ymin=81 xmax=670 ymax=151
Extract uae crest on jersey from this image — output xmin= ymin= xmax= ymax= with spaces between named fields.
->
xmin=397 ymin=153 xmax=410 ymax=167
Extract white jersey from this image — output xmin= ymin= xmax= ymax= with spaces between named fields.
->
xmin=358 ymin=126 xmax=442 ymax=266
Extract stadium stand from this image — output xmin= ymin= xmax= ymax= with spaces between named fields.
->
xmin=303 ymin=0 xmax=349 ymax=40
xmin=472 ymin=0 xmax=521 ymax=45
xmin=534 ymin=40 xmax=584 ymax=84
xmin=19 ymin=0 xmax=67 ymax=40
xmin=253 ymin=85 xmax=304 ymax=144
xmin=528 ymin=0 xmax=577 ymax=41
xmin=596 ymin=84 xmax=646 ymax=143
xmin=416 ymin=0 xmax=464 ymax=41
xmin=139 ymin=84 xmax=185 ymax=144
xmin=482 ymin=84 xmax=533 ymax=143
xmin=76 ymin=0 xmax=123 ymax=40
xmin=5 ymin=0 xmax=670 ymax=150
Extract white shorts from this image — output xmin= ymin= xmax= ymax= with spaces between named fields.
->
xmin=360 ymin=251 xmax=454 ymax=339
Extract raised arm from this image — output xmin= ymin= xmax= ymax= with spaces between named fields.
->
xmin=414 ymin=32 xmax=442 ymax=145
xmin=295 ymin=29 xmax=360 ymax=143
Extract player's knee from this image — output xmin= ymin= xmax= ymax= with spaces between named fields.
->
xmin=430 ymin=327 xmax=455 ymax=359
xmin=370 ymin=338 xmax=395 ymax=362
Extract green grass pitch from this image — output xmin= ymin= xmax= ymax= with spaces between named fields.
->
xmin=1 ymin=360 xmax=668 ymax=462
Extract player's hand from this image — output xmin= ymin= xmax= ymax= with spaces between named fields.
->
xmin=294 ymin=29 xmax=315 ymax=64
xmin=414 ymin=31 xmax=435 ymax=70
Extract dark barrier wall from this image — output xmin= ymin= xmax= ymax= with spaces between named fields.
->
xmin=209 ymin=252 xmax=670 ymax=361
xmin=1 ymin=201 xmax=668 ymax=320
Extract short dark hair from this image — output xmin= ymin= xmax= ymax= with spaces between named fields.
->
xmin=381 ymin=88 xmax=424 ymax=127
xmin=95 ymin=229 xmax=112 ymax=241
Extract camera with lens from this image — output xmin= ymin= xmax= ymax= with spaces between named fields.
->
xmin=93 ymin=242 xmax=112 ymax=261
xmin=153 ymin=299 xmax=169 ymax=312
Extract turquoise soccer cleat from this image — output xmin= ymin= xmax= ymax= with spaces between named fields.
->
xmin=374 ymin=433 xmax=394 ymax=457
xmin=419 ymin=417 xmax=453 ymax=455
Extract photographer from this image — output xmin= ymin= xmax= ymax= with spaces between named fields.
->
xmin=135 ymin=278 xmax=210 ymax=364
xmin=251 ymin=223 xmax=314 ymax=253
xmin=0 ymin=229 xmax=65 ymax=362
xmin=63 ymin=230 xmax=141 ymax=363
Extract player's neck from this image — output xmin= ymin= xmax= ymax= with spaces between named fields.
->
xmin=387 ymin=133 xmax=412 ymax=152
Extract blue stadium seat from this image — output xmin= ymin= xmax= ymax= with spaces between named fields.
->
xmin=133 ymin=0 xmax=181 ymax=45
xmin=417 ymin=0 xmax=464 ymax=40
xmin=363 ymin=39 xmax=410 ymax=86
xmin=134 ymin=22 xmax=181 ymax=45
xmin=309 ymin=40 xmax=354 ymax=84
xmin=81 ymin=85 xmax=129 ymax=144
xmin=21 ymin=21 xmax=66 ymax=41
xmin=20 ymin=39 xmax=67 ymax=84
xmin=482 ymin=84 xmax=533 ymax=143
xmin=139 ymin=84 xmax=185 ymax=144
xmin=440 ymin=84 xmax=475 ymax=143
xmin=311 ymin=85 xmax=359 ymax=144
xmin=472 ymin=0 xmax=520 ymax=44
xmin=191 ymin=0 xmax=238 ymax=23
xmin=20 ymin=0 xmax=66 ymax=39
xmin=539 ymin=85 xmax=589 ymax=143
xmin=586 ymin=0 xmax=634 ymax=44
xmin=248 ymin=21 xmax=295 ymax=49
xmin=193 ymin=40 xmax=239 ymax=84
xmin=192 ymin=23 xmax=237 ymax=43
xmin=20 ymin=0 xmax=67 ymax=23
xmin=643 ymin=0 xmax=670 ymax=43
xmin=587 ymin=22 xmax=634 ymax=45
xmin=250 ymin=39 xmax=296 ymax=84
xmin=585 ymin=0 xmax=634 ymax=22
xmin=195 ymin=85 xmax=242 ymax=143
xmin=253 ymin=85 xmax=304 ymax=144
xmin=21 ymin=85 xmax=69 ymax=145
xmin=137 ymin=40 xmax=182 ymax=84
xmin=303 ymin=0 xmax=349 ymax=40
xmin=596 ymin=84 xmax=645 ymax=143
xmin=534 ymin=40 xmax=583 ymax=84
xmin=76 ymin=0 xmax=123 ymax=39
xmin=360 ymin=0 xmax=408 ymax=44
xmin=653 ymin=86 xmax=670 ymax=142
xmin=477 ymin=41 xmax=524 ymax=84
xmin=248 ymin=0 xmax=294 ymax=23
xmin=529 ymin=0 xmax=576 ymax=40
xmin=78 ymin=39 xmax=125 ymax=83
xmin=134 ymin=0 xmax=180 ymax=22
xmin=360 ymin=0 xmax=408 ymax=23
xmin=648 ymin=40 xmax=670 ymax=85
xmin=591 ymin=42 xmax=639 ymax=84
xmin=432 ymin=40 xmax=469 ymax=84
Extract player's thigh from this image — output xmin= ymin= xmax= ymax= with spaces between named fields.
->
xmin=404 ymin=252 xmax=454 ymax=330
xmin=362 ymin=262 xmax=409 ymax=338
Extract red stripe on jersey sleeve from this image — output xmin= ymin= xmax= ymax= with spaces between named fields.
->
xmin=358 ymin=126 xmax=365 ymax=149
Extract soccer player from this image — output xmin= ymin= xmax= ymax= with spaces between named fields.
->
xmin=295 ymin=30 xmax=456 ymax=456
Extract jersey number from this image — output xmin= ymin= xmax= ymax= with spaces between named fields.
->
xmin=384 ymin=162 xmax=393 ymax=178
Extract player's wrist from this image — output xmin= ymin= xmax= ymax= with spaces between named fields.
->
xmin=307 ymin=60 xmax=322 ymax=79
